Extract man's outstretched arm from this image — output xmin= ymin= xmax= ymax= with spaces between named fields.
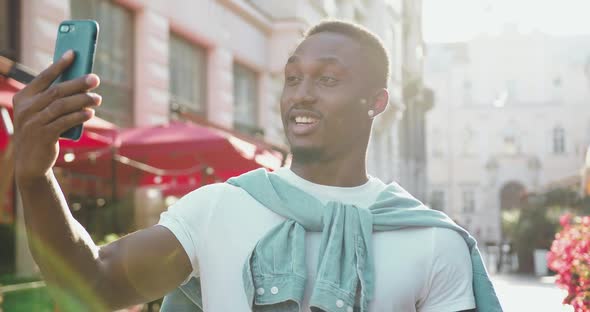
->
xmin=13 ymin=50 xmax=191 ymax=311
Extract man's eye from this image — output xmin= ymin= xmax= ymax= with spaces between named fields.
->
xmin=286 ymin=76 xmax=301 ymax=85
xmin=319 ymin=76 xmax=338 ymax=86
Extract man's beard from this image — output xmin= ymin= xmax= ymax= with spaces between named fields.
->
xmin=290 ymin=146 xmax=324 ymax=164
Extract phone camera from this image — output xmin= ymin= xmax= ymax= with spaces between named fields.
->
xmin=59 ymin=25 xmax=71 ymax=33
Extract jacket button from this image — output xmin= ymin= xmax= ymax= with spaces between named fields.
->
xmin=336 ymin=299 xmax=344 ymax=308
xmin=270 ymin=286 xmax=279 ymax=294
xmin=256 ymin=288 xmax=265 ymax=295
xmin=347 ymin=306 xmax=353 ymax=312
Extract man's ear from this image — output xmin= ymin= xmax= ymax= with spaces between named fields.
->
xmin=371 ymin=88 xmax=389 ymax=116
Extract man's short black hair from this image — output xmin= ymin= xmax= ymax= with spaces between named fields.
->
xmin=304 ymin=20 xmax=390 ymax=89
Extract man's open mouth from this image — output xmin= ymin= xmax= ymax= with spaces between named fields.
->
xmin=288 ymin=110 xmax=322 ymax=135
xmin=292 ymin=115 xmax=319 ymax=124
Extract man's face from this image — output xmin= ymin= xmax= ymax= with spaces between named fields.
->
xmin=280 ymin=32 xmax=373 ymax=162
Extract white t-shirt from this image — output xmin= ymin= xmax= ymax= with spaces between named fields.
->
xmin=158 ymin=167 xmax=476 ymax=311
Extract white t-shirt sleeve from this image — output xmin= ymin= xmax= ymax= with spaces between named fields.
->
xmin=157 ymin=183 xmax=226 ymax=282
xmin=418 ymin=227 xmax=476 ymax=312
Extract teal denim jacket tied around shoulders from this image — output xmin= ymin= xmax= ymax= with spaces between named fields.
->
xmin=160 ymin=169 xmax=503 ymax=312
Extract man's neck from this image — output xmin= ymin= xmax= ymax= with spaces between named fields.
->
xmin=290 ymin=155 xmax=368 ymax=187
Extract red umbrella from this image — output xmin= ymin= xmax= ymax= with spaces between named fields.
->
xmin=115 ymin=121 xmax=282 ymax=190
xmin=55 ymin=130 xmax=115 ymax=177
xmin=0 ymin=77 xmax=20 ymax=223
xmin=0 ymin=77 xmax=20 ymax=150
xmin=0 ymin=107 xmax=11 ymax=151
xmin=55 ymin=113 xmax=118 ymax=171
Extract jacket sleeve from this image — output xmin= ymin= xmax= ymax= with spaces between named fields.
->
xmin=161 ymin=277 xmax=204 ymax=312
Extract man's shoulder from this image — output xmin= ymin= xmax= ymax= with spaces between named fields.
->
xmin=182 ymin=182 xmax=244 ymax=199
xmin=389 ymin=227 xmax=471 ymax=266
xmin=432 ymin=227 xmax=468 ymax=245
xmin=431 ymin=227 xmax=472 ymax=264
xmin=170 ymin=182 xmax=250 ymax=211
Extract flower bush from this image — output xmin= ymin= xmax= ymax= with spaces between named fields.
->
xmin=547 ymin=213 xmax=590 ymax=311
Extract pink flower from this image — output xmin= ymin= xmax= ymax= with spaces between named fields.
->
xmin=548 ymin=214 xmax=590 ymax=312
xmin=560 ymin=213 xmax=573 ymax=228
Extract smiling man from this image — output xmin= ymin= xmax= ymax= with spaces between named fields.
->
xmin=282 ymin=25 xmax=388 ymax=183
xmin=13 ymin=20 xmax=500 ymax=312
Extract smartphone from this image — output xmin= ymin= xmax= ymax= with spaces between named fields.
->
xmin=52 ymin=20 xmax=99 ymax=140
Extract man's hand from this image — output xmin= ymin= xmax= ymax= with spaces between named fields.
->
xmin=12 ymin=50 xmax=101 ymax=183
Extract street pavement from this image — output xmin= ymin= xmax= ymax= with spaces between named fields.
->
xmin=491 ymin=273 xmax=574 ymax=312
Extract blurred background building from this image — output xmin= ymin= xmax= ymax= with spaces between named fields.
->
xmin=424 ymin=26 xmax=590 ymax=244
xmin=0 ymin=0 xmax=430 ymax=198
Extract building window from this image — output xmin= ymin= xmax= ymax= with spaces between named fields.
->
xmin=169 ymin=33 xmax=207 ymax=116
xmin=0 ymin=0 xmax=19 ymax=60
xmin=463 ymin=79 xmax=472 ymax=105
xmin=71 ymin=0 xmax=134 ymax=126
xmin=430 ymin=127 xmax=444 ymax=158
xmin=505 ymin=79 xmax=517 ymax=102
xmin=462 ymin=125 xmax=477 ymax=156
xmin=233 ymin=63 xmax=260 ymax=136
xmin=463 ymin=217 xmax=472 ymax=232
xmin=502 ymin=122 xmax=521 ymax=156
xmin=503 ymin=135 xmax=518 ymax=155
xmin=462 ymin=188 xmax=475 ymax=213
xmin=553 ymin=126 xmax=565 ymax=155
xmin=430 ymin=190 xmax=445 ymax=211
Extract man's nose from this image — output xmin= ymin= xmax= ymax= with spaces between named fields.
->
xmin=292 ymin=78 xmax=316 ymax=105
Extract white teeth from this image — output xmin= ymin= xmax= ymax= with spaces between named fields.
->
xmin=294 ymin=116 xmax=316 ymax=124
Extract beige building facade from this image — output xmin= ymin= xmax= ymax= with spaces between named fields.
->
xmin=424 ymin=28 xmax=590 ymax=244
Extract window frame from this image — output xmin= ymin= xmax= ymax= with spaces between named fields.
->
xmin=461 ymin=188 xmax=476 ymax=213
xmin=70 ymin=0 xmax=135 ymax=126
xmin=169 ymin=32 xmax=208 ymax=117
xmin=430 ymin=189 xmax=445 ymax=211
xmin=232 ymin=62 xmax=262 ymax=136
xmin=0 ymin=0 xmax=20 ymax=60
xmin=552 ymin=126 xmax=566 ymax=155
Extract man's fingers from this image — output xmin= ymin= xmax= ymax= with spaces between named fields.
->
xmin=39 ymin=92 xmax=102 ymax=125
xmin=23 ymin=50 xmax=75 ymax=96
xmin=46 ymin=108 xmax=94 ymax=138
xmin=31 ymin=74 xmax=100 ymax=112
